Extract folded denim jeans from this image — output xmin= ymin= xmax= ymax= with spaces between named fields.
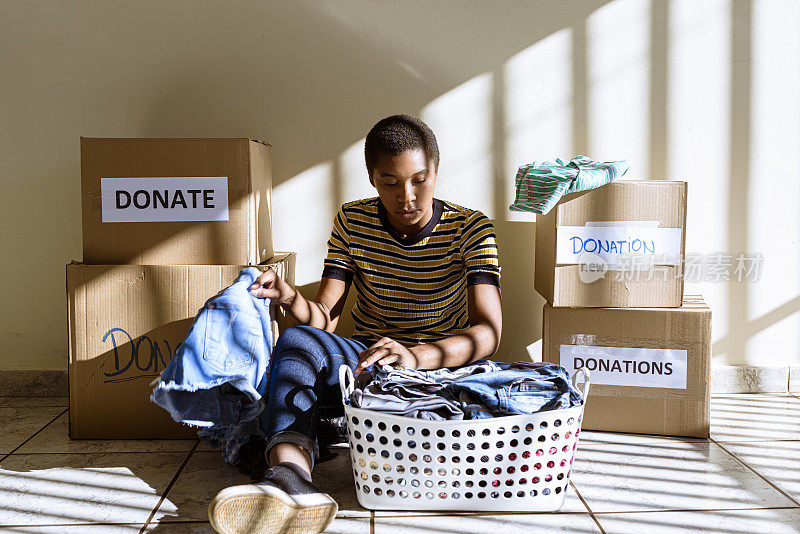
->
xmin=448 ymin=362 xmax=583 ymax=419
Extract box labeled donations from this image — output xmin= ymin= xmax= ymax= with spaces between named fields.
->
xmin=81 ymin=137 xmax=274 ymax=265
xmin=535 ymin=180 xmax=687 ymax=307
xmin=542 ymin=295 xmax=711 ymax=437
xmin=66 ymin=253 xmax=296 ymax=439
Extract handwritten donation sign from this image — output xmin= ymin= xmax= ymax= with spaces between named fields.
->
xmin=100 ymin=177 xmax=229 ymax=222
xmin=556 ymin=222 xmax=682 ymax=269
xmin=560 ymin=344 xmax=687 ymax=389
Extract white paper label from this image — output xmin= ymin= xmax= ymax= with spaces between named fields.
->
xmin=556 ymin=224 xmax=682 ymax=268
xmin=560 ymin=344 xmax=687 ymax=389
xmin=100 ymin=177 xmax=229 ymax=222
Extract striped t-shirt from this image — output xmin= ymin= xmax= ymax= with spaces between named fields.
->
xmin=322 ymin=197 xmax=501 ymax=346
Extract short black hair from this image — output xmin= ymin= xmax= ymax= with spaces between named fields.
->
xmin=364 ymin=114 xmax=440 ymax=176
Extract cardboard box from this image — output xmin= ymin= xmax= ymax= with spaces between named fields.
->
xmin=535 ymin=180 xmax=687 ymax=307
xmin=542 ymin=295 xmax=711 ymax=437
xmin=81 ymin=137 xmax=274 ymax=265
xmin=66 ymin=253 xmax=296 ymax=439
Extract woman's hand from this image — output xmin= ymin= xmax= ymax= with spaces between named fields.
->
xmin=355 ymin=337 xmax=419 ymax=374
xmin=249 ymin=268 xmax=296 ymax=306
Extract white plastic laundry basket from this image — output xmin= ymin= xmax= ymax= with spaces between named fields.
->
xmin=338 ymin=365 xmax=590 ymax=512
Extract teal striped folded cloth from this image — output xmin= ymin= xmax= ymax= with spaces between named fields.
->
xmin=509 ymin=155 xmax=630 ymax=215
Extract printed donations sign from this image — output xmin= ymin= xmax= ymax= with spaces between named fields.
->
xmin=559 ymin=344 xmax=688 ymax=389
xmin=101 ymin=177 xmax=229 ymax=222
xmin=556 ymin=223 xmax=682 ymax=269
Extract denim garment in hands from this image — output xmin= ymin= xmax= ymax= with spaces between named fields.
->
xmin=150 ymin=267 xmax=274 ymax=450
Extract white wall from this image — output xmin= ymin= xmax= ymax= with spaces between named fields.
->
xmin=0 ymin=0 xmax=797 ymax=370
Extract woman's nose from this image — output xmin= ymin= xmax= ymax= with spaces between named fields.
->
xmin=399 ymin=183 xmax=416 ymax=203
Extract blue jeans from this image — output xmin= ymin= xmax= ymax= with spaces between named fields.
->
xmin=264 ymin=326 xmax=367 ymax=468
xmin=447 ymin=362 xmax=583 ymax=418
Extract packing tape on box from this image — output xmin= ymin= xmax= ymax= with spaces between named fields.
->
xmin=557 ymin=334 xmax=708 ymax=399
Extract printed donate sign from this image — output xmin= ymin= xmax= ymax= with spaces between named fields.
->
xmin=100 ymin=177 xmax=229 ymax=222
xmin=556 ymin=224 xmax=682 ymax=268
xmin=559 ymin=344 xmax=687 ymax=389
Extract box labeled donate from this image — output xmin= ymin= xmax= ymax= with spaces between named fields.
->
xmin=81 ymin=137 xmax=273 ymax=265
xmin=535 ymin=180 xmax=687 ymax=307
xmin=66 ymin=253 xmax=296 ymax=439
xmin=542 ymin=295 xmax=711 ymax=437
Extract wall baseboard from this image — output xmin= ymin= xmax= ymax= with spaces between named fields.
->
xmin=0 ymin=366 xmax=797 ymax=397
xmin=711 ymin=365 xmax=797 ymax=394
xmin=0 ymin=370 xmax=67 ymax=396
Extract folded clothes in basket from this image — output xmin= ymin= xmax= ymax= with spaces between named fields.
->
xmin=350 ymin=360 xmax=583 ymax=420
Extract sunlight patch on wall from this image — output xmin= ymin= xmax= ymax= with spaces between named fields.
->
xmin=272 ymin=162 xmax=335 ymax=286
xmin=587 ymin=0 xmax=651 ymax=172
xmin=745 ymin=0 xmax=800 ymax=363
xmin=668 ymin=0 xmax=732 ymax=347
xmin=421 ymin=73 xmax=494 ymax=217
xmin=504 ymin=27 xmax=573 ymax=222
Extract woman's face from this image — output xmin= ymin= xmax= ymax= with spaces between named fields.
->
xmin=370 ymin=148 xmax=437 ymax=237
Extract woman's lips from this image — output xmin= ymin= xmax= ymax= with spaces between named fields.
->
xmin=398 ymin=209 xmax=420 ymax=220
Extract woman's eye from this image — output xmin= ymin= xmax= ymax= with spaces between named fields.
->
xmin=413 ymin=179 xmax=426 ymax=184
xmin=385 ymin=182 xmax=398 ymax=186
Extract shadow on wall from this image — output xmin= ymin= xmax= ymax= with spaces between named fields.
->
xmin=33 ymin=0 xmax=791 ymax=369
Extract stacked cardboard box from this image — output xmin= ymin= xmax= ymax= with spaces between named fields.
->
xmin=536 ymin=181 xmax=712 ymax=438
xmin=68 ymin=138 xmax=295 ymax=439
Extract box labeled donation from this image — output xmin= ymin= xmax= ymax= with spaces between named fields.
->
xmin=66 ymin=253 xmax=296 ymax=439
xmin=81 ymin=137 xmax=274 ymax=265
xmin=542 ymin=295 xmax=711 ymax=437
xmin=535 ymin=180 xmax=687 ymax=307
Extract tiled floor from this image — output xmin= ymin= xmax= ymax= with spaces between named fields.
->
xmin=1 ymin=394 xmax=799 ymax=533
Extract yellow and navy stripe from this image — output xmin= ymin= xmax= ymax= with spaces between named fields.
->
xmin=322 ymin=197 xmax=500 ymax=345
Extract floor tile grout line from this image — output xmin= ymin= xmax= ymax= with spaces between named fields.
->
xmin=569 ymin=481 xmax=606 ymax=534
xmin=710 ymin=437 xmax=800 ymax=508
xmin=589 ymin=505 xmax=800 ymax=515
xmin=0 ymin=407 xmax=67 ymax=463
xmin=139 ymin=440 xmax=199 ymax=533
xmin=4 ymin=449 xmax=201 ymax=456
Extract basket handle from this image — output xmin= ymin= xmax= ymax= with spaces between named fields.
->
xmin=339 ymin=364 xmax=356 ymax=406
xmin=571 ymin=367 xmax=591 ymax=400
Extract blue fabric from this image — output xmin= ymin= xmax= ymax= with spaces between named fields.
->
xmin=349 ymin=360 xmax=583 ymax=420
xmin=448 ymin=362 xmax=583 ymax=419
xmin=264 ymin=326 xmax=366 ymax=469
xmin=150 ymin=267 xmax=275 ymax=452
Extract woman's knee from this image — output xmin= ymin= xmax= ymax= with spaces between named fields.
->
xmin=273 ymin=326 xmax=328 ymax=363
